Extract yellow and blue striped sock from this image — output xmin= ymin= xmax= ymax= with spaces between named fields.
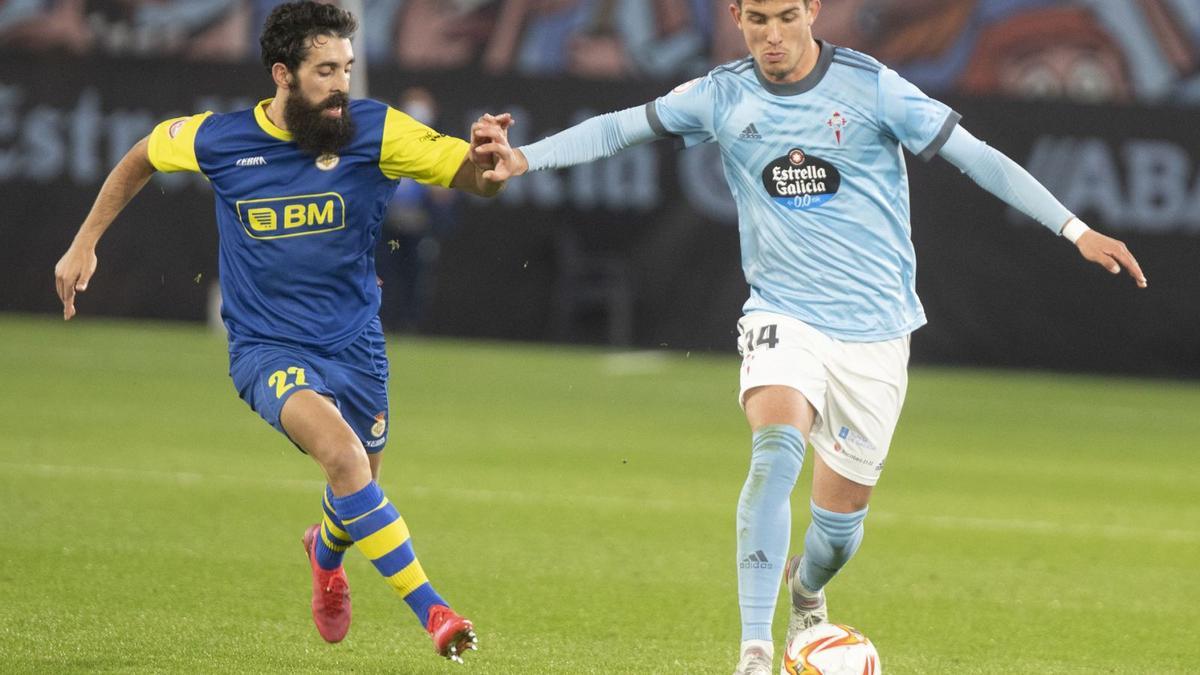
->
xmin=314 ymin=485 xmax=354 ymax=571
xmin=331 ymin=481 xmax=447 ymax=626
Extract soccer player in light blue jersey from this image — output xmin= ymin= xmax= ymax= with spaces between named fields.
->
xmin=53 ymin=1 xmax=514 ymax=663
xmin=472 ymin=1 xmax=1148 ymax=672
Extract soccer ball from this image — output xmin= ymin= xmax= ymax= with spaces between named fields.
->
xmin=781 ymin=623 xmax=881 ymax=675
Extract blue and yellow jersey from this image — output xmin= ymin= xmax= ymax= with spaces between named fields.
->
xmin=147 ymin=98 xmax=469 ymax=354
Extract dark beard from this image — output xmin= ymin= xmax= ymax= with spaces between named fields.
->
xmin=284 ymin=90 xmax=355 ymax=157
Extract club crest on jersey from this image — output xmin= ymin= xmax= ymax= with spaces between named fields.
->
xmin=315 ymin=153 xmax=340 ymax=171
xmin=761 ymin=147 xmax=841 ymax=210
xmin=827 ymin=111 xmax=849 ymax=145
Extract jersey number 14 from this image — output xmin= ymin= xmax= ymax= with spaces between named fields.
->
xmin=743 ymin=324 xmax=780 ymax=353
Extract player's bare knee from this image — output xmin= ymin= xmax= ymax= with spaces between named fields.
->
xmin=812 ymin=493 xmax=871 ymax=514
xmin=812 ymin=454 xmax=873 ymax=512
xmin=744 ymin=385 xmax=817 ymax=434
xmin=318 ymin=441 xmax=371 ymax=486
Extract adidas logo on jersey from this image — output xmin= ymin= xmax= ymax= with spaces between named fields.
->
xmin=739 ymin=123 xmax=762 ymax=140
xmin=235 ymin=156 xmax=267 ymax=167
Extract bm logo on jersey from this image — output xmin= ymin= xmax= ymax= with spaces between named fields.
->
xmin=761 ymin=147 xmax=841 ymax=210
xmin=236 ymin=193 xmax=346 ymax=240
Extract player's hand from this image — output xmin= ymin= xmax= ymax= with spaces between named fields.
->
xmin=1075 ymin=230 xmax=1147 ymax=288
xmin=54 ymin=243 xmax=98 ymax=320
xmin=475 ymin=142 xmax=526 ymax=183
xmin=469 ymin=113 xmax=513 ymax=169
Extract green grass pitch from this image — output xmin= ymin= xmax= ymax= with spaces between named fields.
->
xmin=1 ymin=315 xmax=1197 ymax=673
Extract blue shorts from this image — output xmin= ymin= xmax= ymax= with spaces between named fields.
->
xmin=228 ymin=319 xmax=390 ymax=454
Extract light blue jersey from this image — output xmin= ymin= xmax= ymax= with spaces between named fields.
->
xmin=649 ymin=42 xmax=959 ymax=341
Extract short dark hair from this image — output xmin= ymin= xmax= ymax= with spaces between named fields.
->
xmin=736 ymin=0 xmax=814 ymax=7
xmin=259 ymin=1 xmax=357 ymax=75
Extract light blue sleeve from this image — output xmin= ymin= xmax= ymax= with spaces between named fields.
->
xmin=877 ymin=67 xmax=961 ymax=161
xmin=938 ymin=125 xmax=1075 ymax=234
xmin=519 ymin=105 xmax=660 ymax=171
xmin=647 ymin=75 xmax=717 ymax=147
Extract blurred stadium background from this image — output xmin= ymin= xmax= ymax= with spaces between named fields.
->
xmin=2 ymin=0 xmax=1199 ymax=372
xmin=2 ymin=1 xmax=1199 ymax=672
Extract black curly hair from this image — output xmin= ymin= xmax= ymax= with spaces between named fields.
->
xmin=259 ymin=1 xmax=357 ymax=76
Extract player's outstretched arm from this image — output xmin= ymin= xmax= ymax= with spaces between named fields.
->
xmin=938 ymin=125 xmax=1147 ymax=288
xmin=474 ymin=105 xmax=659 ymax=181
xmin=54 ymin=135 xmax=157 ymax=320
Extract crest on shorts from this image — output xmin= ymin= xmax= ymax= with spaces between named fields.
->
xmin=315 ymin=153 xmax=340 ymax=171
xmin=370 ymin=412 xmax=387 ymax=437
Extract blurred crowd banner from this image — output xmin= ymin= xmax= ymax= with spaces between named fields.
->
xmin=1 ymin=52 xmax=1198 ymax=377
xmin=2 ymin=0 xmax=1198 ymax=106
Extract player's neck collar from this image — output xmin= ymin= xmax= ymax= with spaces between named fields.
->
xmin=754 ymin=39 xmax=834 ymax=97
xmin=254 ymin=99 xmax=293 ymax=141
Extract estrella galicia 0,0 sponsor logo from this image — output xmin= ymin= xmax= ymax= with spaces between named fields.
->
xmin=761 ymin=147 xmax=841 ymax=210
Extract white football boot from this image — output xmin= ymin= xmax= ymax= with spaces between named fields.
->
xmin=784 ymin=555 xmax=828 ymax=645
xmin=732 ymin=641 xmax=773 ymax=675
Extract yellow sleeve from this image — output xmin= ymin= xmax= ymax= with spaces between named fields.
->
xmin=147 ymin=112 xmax=212 ymax=173
xmin=379 ymin=106 xmax=470 ymax=186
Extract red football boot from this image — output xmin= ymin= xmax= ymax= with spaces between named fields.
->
xmin=302 ymin=524 xmax=351 ymax=643
xmin=426 ymin=605 xmax=477 ymax=663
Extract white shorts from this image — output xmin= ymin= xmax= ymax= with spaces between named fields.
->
xmin=737 ymin=312 xmax=910 ymax=486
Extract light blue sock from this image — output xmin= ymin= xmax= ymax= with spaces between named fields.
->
xmin=799 ymin=501 xmax=868 ymax=593
xmin=737 ymin=424 xmax=805 ymax=642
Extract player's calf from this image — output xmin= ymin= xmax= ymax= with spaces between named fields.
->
xmin=329 ymin=479 xmax=474 ymax=658
xmin=736 ymin=425 xmax=806 ymax=643
xmin=784 ymin=502 xmax=866 ymax=642
xmin=801 ymin=501 xmax=867 ymax=592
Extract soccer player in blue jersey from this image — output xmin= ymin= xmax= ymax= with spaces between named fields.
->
xmin=472 ymin=0 xmax=1148 ymax=672
xmin=52 ymin=1 xmax=512 ymax=663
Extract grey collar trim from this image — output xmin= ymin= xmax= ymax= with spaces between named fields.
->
xmin=753 ymin=40 xmax=835 ymax=96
